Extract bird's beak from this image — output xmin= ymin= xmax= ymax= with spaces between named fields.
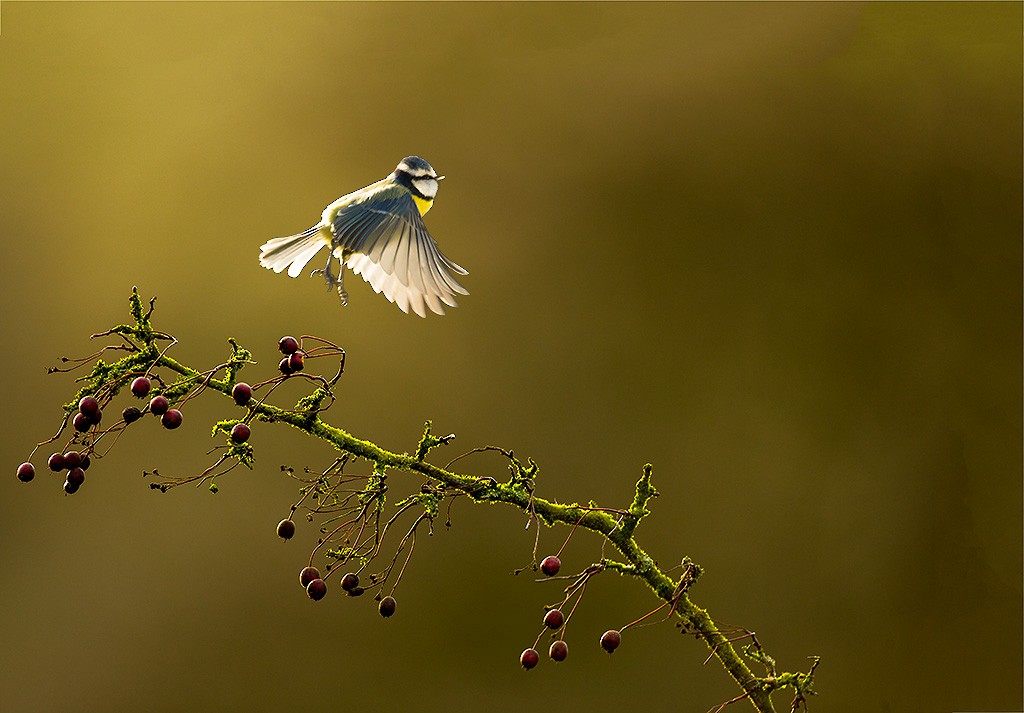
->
xmin=436 ymin=175 xmax=445 ymax=181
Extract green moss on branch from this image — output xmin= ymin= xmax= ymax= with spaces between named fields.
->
xmin=57 ymin=290 xmax=819 ymax=713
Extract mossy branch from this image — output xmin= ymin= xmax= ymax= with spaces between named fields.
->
xmin=27 ymin=289 xmax=819 ymax=713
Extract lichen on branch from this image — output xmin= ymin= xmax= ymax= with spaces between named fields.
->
xmin=19 ymin=289 xmax=818 ymax=713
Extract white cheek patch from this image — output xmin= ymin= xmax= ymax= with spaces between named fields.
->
xmin=412 ymin=178 xmax=438 ymax=198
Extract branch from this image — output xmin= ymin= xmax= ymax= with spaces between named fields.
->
xmin=17 ymin=288 xmax=819 ymax=713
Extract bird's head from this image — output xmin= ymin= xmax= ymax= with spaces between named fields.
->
xmin=393 ymin=155 xmax=443 ymax=199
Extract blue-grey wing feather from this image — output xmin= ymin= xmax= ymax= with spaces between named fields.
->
xmin=331 ymin=190 xmax=468 ymax=315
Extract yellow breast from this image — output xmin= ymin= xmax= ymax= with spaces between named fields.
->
xmin=412 ymin=194 xmax=433 ymax=216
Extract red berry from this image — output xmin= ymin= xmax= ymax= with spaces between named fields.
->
xmin=73 ymin=412 xmax=91 ymax=432
xmin=122 ymin=406 xmax=142 ymax=424
xmin=64 ymin=479 xmax=80 ymax=495
xmin=543 ymin=609 xmax=565 ymax=629
xmin=540 ymin=555 xmax=561 ymax=577
xmin=600 ymin=629 xmax=622 ymax=653
xmin=278 ymin=336 xmax=299 ymax=355
xmin=277 ymin=519 xmax=296 ymax=540
xmin=231 ymin=382 xmax=252 ymax=406
xmin=67 ymin=467 xmax=86 ymax=487
xmin=230 ymin=423 xmax=251 ymax=444
xmin=341 ymin=572 xmax=360 ymax=591
xmin=288 ymin=351 xmax=305 ymax=372
xmin=520 ymin=648 xmax=540 ymax=670
xmin=78 ymin=396 xmax=102 ymax=422
xmin=47 ymin=453 xmax=65 ymax=472
xmin=131 ymin=377 xmax=152 ymax=398
xmin=161 ymin=409 xmax=183 ymax=429
xmin=379 ymin=596 xmax=397 ymax=618
xmin=549 ymin=640 xmax=568 ymax=662
xmin=306 ymin=578 xmax=327 ymax=601
xmin=299 ymin=566 xmax=321 ymax=588
xmin=278 ymin=357 xmax=293 ymax=375
xmin=149 ymin=395 xmax=169 ymax=416
xmin=17 ymin=462 xmax=35 ymax=483
xmin=62 ymin=451 xmax=83 ymax=469
xmin=80 ymin=454 xmax=91 ymax=471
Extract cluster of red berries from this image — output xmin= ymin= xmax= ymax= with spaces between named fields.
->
xmin=127 ymin=377 xmax=183 ymax=429
xmin=229 ymin=382 xmax=253 ymax=443
xmin=300 ymin=566 xmax=327 ymax=600
xmin=277 ymin=336 xmax=305 ymax=375
xmin=48 ymin=449 xmax=92 ymax=494
xmin=517 ymin=554 xmax=622 ymax=669
xmin=17 ymin=396 xmax=104 ymax=491
xmin=519 ymin=630 xmax=622 ymax=669
xmin=16 ymin=377 xmax=190 ymax=488
xmin=18 ymin=332 xmax=309 ymax=491
xmin=73 ymin=396 xmax=103 ymax=433
xmin=280 ymin=517 xmax=397 ymax=617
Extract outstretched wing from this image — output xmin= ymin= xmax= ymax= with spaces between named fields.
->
xmin=331 ymin=184 xmax=468 ymax=317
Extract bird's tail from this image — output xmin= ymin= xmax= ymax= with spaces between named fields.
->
xmin=259 ymin=226 xmax=327 ymax=278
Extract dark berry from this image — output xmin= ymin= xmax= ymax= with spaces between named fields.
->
xmin=540 ymin=555 xmax=561 ymax=577
xmin=379 ymin=596 xmax=397 ymax=618
xmin=73 ymin=412 xmax=91 ymax=433
xmin=231 ymin=382 xmax=252 ymax=406
xmin=80 ymin=454 xmax=91 ymax=471
xmin=122 ymin=406 xmax=142 ymax=424
xmin=230 ymin=423 xmax=251 ymax=444
xmin=600 ymin=629 xmax=622 ymax=653
xmin=78 ymin=396 xmax=101 ymax=422
xmin=161 ymin=409 xmax=183 ymax=429
xmin=348 ymin=586 xmax=365 ymax=597
xmin=278 ymin=357 xmax=293 ymax=375
xmin=130 ymin=377 xmax=152 ymax=398
xmin=520 ymin=648 xmax=540 ymax=670
xmin=543 ymin=609 xmax=565 ymax=629
xmin=17 ymin=462 xmax=35 ymax=483
xmin=276 ymin=519 xmax=296 ymax=540
xmin=341 ymin=572 xmax=360 ymax=591
xmin=149 ymin=395 xmax=169 ymax=416
xmin=67 ymin=467 xmax=86 ymax=487
xmin=47 ymin=453 xmax=65 ymax=472
xmin=306 ymin=578 xmax=327 ymax=601
xmin=278 ymin=336 xmax=299 ymax=355
xmin=288 ymin=351 xmax=305 ymax=372
xmin=64 ymin=479 xmax=80 ymax=495
xmin=62 ymin=451 xmax=83 ymax=469
xmin=299 ymin=566 xmax=321 ymax=588
xmin=549 ymin=640 xmax=568 ymax=662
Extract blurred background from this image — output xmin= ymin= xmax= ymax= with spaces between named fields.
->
xmin=1 ymin=3 xmax=1020 ymax=712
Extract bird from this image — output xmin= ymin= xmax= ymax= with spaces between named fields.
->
xmin=259 ymin=156 xmax=468 ymax=317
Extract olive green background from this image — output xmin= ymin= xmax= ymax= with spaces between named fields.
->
xmin=1 ymin=3 xmax=1021 ymax=712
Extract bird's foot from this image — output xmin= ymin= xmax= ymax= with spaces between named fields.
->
xmin=310 ymin=261 xmax=338 ymax=291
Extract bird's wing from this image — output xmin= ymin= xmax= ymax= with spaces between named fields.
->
xmin=331 ymin=184 xmax=468 ymax=317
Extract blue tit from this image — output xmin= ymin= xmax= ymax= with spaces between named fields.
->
xmin=259 ymin=156 xmax=468 ymax=317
